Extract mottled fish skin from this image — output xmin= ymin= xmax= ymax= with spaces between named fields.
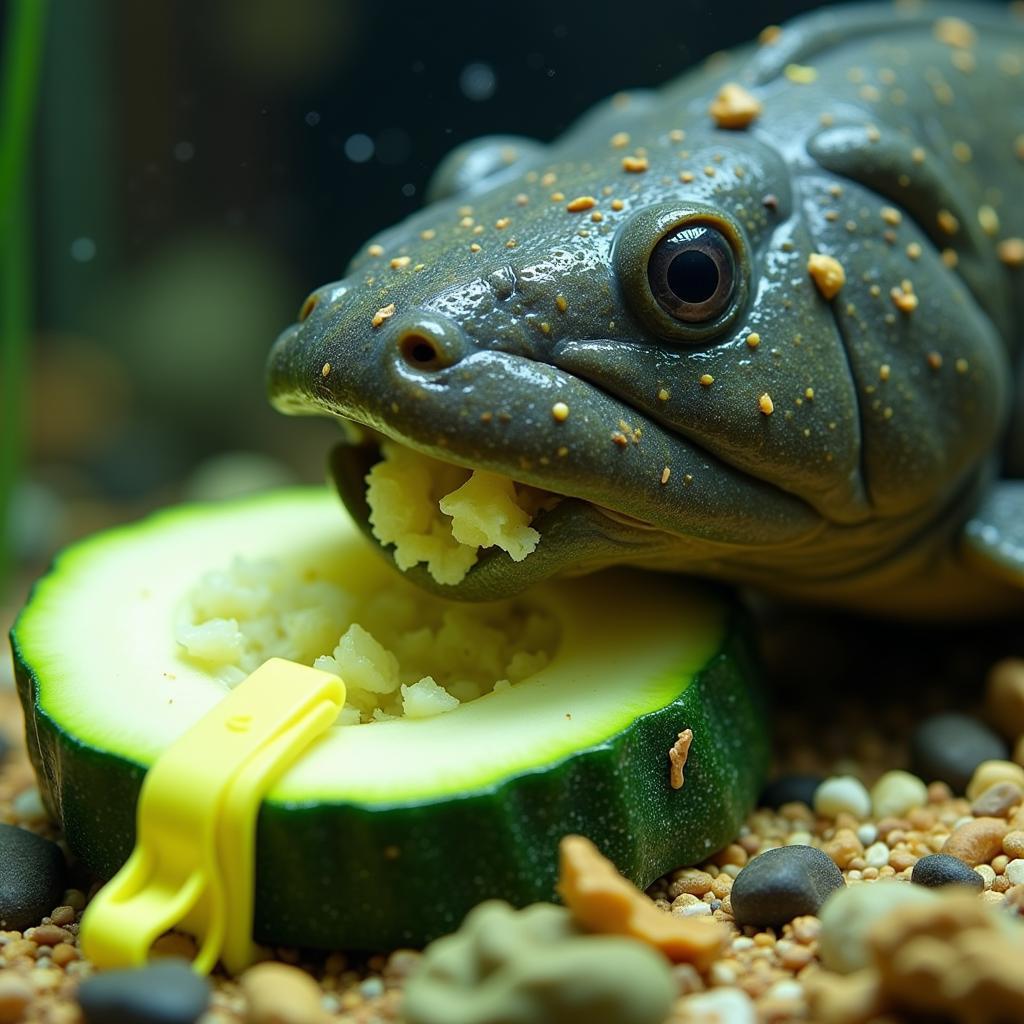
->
xmin=268 ymin=2 xmax=1024 ymax=617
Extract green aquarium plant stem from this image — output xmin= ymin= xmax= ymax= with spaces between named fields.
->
xmin=0 ymin=0 xmax=47 ymax=593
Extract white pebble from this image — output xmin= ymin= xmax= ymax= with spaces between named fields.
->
xmin=677 ymin=987 xmax=757 ymax=1024
xmin=767 ymin=979 xmax=805 ymax=1002
xmin=865 ymin=841 xmax=891 ymax=868
xmin=814 ymin=775 xmax=872 ymax=819
xmin=786 ymin=830 xmax=814 ymax=846
xmin=857 ymin=823 xmax=878 ymax=845
xmin=818 ymin=881 xmax=938 ymax=973
xmin=976 ymin=864 xmax=996 ymax=888
xmin=1006 ymin=859 xmax=1024 ymax=886
xmin=679 ymin=902 xmax=712 ymax=917
xmin=870 ymin=769 xmax=928 ymax=818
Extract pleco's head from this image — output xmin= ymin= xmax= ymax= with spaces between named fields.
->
xmin=267 ymin=90 xmax=1008 ymax=600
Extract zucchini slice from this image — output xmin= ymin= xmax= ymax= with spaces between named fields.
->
xmin=11 ymin=488 xmax=768 ymax=949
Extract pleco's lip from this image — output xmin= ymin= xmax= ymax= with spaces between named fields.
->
xmin=327 ymin=438 xmax=678 ymax=600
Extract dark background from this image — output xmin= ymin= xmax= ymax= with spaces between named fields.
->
xmin=13 ymin=0 xmax=999 ymax=567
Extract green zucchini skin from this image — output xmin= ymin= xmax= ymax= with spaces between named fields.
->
xmin=13 ymin=609 xmax=767 ymax=950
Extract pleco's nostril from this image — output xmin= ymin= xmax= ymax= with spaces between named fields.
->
xmin=399 ymin=332 xmax=444 ymax=369
xmin=393 ymin=315 xmax=468 ymax=373
xmin=298 ymin=292 xmax=319 ymax=323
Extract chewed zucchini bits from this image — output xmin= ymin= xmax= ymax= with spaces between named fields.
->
xmin=365 ymin=441 xmax=558 ymax=585
xmin=177 ymin=550 xmax=557 ymax=723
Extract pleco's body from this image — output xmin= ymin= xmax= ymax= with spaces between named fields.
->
xmin=268 ymin=3 xmax=1024 ymax=618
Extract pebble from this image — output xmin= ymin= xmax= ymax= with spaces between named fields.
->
xmin=984 ymin=658 xmax=1024 ymax=739
xmin=0 ymin=975 xmax=33 ymax=1024
xmin=730 ymin=846 xmax=845 ymax=929
xmin=813 ymin=776 xmax=871 ymax=818
xmin=911 ymin=853 xmax=985 ymax=891
xmin=909 ymin=713 xmax=1007 ymax=792
xmin=818 ymin=881 xmax=939 ymax=973
xmin=759 ymin=774 xmax=823 ymax=810
xmin=77 ymin=959 xmax=211 ymax=1024
xmin=941 ymin=817 xmax=1008 ymax=866
xmin=677 ymin=987 xmax=757 ymax=1024
xmin=870 ymin=770 xmax=928 ymax=818
xmin=1005 ymin=859 xmax=1024 ymax=885
xmin=966 ymin=760 xmax=1024 ymax=801
xmin=0 ymin=824 xmax=67 ymax=931
xmin=240 ymin=961 xmax=325 ymax=1024
xmin=1004 ymin=831 xmax=1024 ymax=858
xmin=12 ymin=789 xmax=47 ymax=825
xmin=864 ymin=841 xmax=891 ymax=868
xmin=970 ymin=781 xmax=1023 ymax=817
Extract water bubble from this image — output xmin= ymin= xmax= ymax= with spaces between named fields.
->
xmin=304 ymin=111 xmax=321 ymax=127
xmin=459 ymin=62 xmax=496 ymax=102
xmin=70 ymin=237 xmax=96 ymax=262
xmin=344 ymin=133 xmax=374 ymax=163
xmin=173 ymin=141 xmax=195 ymax=162
xmin=401 ymin=183 xmax=416 ymax=197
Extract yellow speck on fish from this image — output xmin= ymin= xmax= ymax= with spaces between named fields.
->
xmin=566 ymin=195 xmax=597 ymax=213
xmin=709 ymin=82 xmax=762 ymax=129
xmin=998 ymin=237 xmax=1024 ymax=267
xmin=621 ymin=155 xmax=649 ymax=173
xmin=551 ymin=402 xmax=570 ymax=422
xmin=657 ymin=387 xmax=670 ymax=402
xmin=321 ymin=362 xmax=331 ymax=378
xmin=978 ymin=205 xmax=1000 ymax=236
xmin=371 ymin=304 xmax=396 ymax=328
xmin=807 ymin=253 xmax=846 ymax=300
xmin=784 ymin=63 xmax=817 ymax=83
xmin=555 ymin=295 xmax=568 ymax=313
xmin=759 ymin=393 xmax=775 ymax=415
xmin=390 ymin=256 xmax=411 ymax=270
xmin=367 ymin=244 xmax=384 ymax=257
xmin=891 ymin=280 xmax=918 ymax=313
xmin=661 ymin=466 xmax=671 ymax=485
xmin=937 ymin=209 xmax=960 ymax=235
xmin=699 ymin=374 xmax=715 ymax=387
xmin=934 ymin=16 xmax=976 ymax=49
xmin=746 ymin=332 xmax=761 ymax=349
xmin=610 ymin=131 xmax=630 ymax=149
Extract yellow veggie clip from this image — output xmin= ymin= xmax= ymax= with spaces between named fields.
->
xmin=80 ymin=658 xmax=344 ymax=975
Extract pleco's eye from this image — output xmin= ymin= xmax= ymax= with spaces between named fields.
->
xmin=646 ymin=224 xmax=736 ymax=323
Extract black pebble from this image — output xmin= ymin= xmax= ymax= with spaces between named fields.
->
xmin=909 ymin=713 xmax=1007 ymax=793
xmin=759 ymin=774 xmax=823 ymax=810
xmin=911 ymin=853 xmax=985 ymax=892
xmin=0 ymin=822 xmax=67 ymax=931
xmin=730 ymin=845 xmax=845 ymax=929
xmin=78 ymin=959 xmax=211 ymax=1024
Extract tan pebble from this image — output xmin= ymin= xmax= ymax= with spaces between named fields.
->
xmin=0 ymin=974 xmax=33 ymax=1024
xmin=825 ymin=828 xmax=864 ymax=869
xmin=709 ymin=82 xmax=762 ymax=129
xmin=966 ymin=760 xmax=1024 ymax=801
xmin=719 ymin=844 xmax=748 ymax=867
xmin=62 ymin=890 xmax=86 ymax=912
xmin=2 ymin=940 xmax=36 ymax=961
xmin=1003 ymin=830 xmax=1024 ymax=858
xmin=25 ymin=925 xmax=71 ymax=947
xmin=889 ymin=849 xmax=918 ymax=872
xmin=50 ymin=942 xmax=78 ymax=967
xmin=670 ymin=869 xmax=715 ymax=898
xmin=48 ymin=906 xmax=75 ymax=927
xmin=240 ymin=962 xmax=325 ymax=1024
xmin=807 ymin=252 xmax=846 ymax=299
xmin=985 ymin=658 xmax=1024 ymax=737
xmin=970 ymin=781 xmax=1022 ymax=818
xmin=942 ymin=816 xmax=1008 ymax=865
xmin=710 ymin=874 xmax=733 ymax=899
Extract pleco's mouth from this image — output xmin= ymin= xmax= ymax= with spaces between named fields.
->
xmin=328 ymin=428 xmax=666 ymax=601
